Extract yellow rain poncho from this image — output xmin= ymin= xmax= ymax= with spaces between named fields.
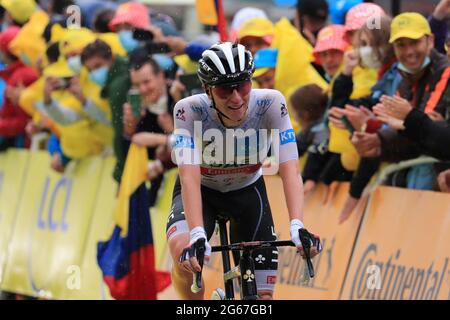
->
xmin=28 ymin=57 xmax=111 ymax=159
xmin=58 ymin=28 xmax=114 ymax=149
xmin=97 ymin=33 xmax=127 ymax=57
xmin=328 ymin=56 xmax=378 ymax=171
xmin=9 ymin=11 xmax=49 ymax=70
xmin=271 ymin=18 xmax=329 ymax=133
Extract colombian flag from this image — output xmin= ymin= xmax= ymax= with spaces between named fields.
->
xmin=97 ymin=144 xmax=171 ymax=300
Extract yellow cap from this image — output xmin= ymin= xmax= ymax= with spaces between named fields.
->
xmin=389 ymin=12 xmax=431 ymax=43
xmin=238 ymin=17 xmax=275 ymax=41
xmin=1 ymin=0 xmax=37 ymax=24
xmin=43 ymin=56 xmax=76 ymax=78
xmin=59 ymin=28 xmax=97 ymax=57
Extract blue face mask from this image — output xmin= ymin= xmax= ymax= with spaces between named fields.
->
xmin=153 ymin=54 xmax=174 ymax=72
xmin=20 ymin=53 xmax=32 ymax=66
xmin=118 ymin=30 xmax=140 ymax=53
xmin=89 ymin=66 xmax=109 ymax=87
xmin=398 ymin=56 xmax=431 ymax=75
xmin=1 ymin=22 xmax=9 ymax=32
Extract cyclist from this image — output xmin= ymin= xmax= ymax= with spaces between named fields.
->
xmin=166 ymin=42 xmax=321 ymax=300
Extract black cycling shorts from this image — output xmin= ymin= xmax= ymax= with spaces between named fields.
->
xmin=166 ymin=176 xmax=278 ymax=275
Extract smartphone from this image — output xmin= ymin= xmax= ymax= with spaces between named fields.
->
xmin=132 ymin=28 xmax=154 ymax=41
xmin=143 ymin=42 xmax=171 ymax=54
xmin=341 ymin=116 xmax=355 ymax=134
xmin=57 ymin=77 xmax=72 ymax=89
xmin=179 ymin=74 xmax=203 ymax=94
xmin=127 ymin=89 xmax=141 ymax=118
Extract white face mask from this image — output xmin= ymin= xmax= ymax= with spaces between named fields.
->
xmin=359 ymin=46 xmax=382 ymax=69
xmin=67 ymin=55 xmax=82 ymax=74
xmin=397 ymin=56 xmax=431 ymax=75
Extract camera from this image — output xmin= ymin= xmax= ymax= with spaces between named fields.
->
xmin=57 ymin=77 xmax=73 ymax=90
xmin=179 ymin=74 xmax=204 ymax=96
xmin=132 ymin=28 xmax=171 ymax=54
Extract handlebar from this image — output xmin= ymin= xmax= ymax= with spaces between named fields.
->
xmin=190 ymin=229 xmax=320 ymax=294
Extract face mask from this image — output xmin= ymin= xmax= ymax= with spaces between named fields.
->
xmin=118 ymin=30 xmax=140 ymax=53
xmin=20 ymin=52 xmax=32 ymax=66
xmin=67 ymin=55 xmax=82 ymax=74
xmin=359 ymin=46 xmax=382 ymax=69
xmin=0 ymin=51 xmax=7 ymax=66
xmin=397 ymin=56 xmax=431 ymax=75
xmin=153 ymin=54 xmax=174 ymax=72
xmin=1 ymin=22 xmax=9 ymax=32
xmin=89 ymin=66 xmax=109 ymax=87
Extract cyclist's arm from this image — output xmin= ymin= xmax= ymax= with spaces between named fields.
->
xmin=265 ymin=90 xmax=303 ymax=221
xmin=179 ymin=164 xmax=203 ymax=230
xmin=172 ymin=98 xmax=203 ymax=230
xmin=279 ymin=160 xmax=304 ymax=222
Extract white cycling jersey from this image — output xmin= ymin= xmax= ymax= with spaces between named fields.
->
xmin=172 ymin=89 xmax=298 ymax=192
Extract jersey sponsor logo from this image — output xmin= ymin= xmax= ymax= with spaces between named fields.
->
xmin=280 ymin=129 xmax=296 ymax=145
xmin=190 ymin=105 xmax=203 ymax=114
xmin=280 ymin=103 xmax=288 ymax=117
xmin=176 ymin=107 xmax=186 ymax=121
xmin=174 ymin=134 xmax=195 ymax=149
xmin=200 ymin=163 xmax=262 ymax=175
xmin=167 ymin=226 xmax=177 ymax=239
xmin=256 ymin=98 xmax=273 ymax=115
xmin=267 ymin=276 xmax=277 ymax=284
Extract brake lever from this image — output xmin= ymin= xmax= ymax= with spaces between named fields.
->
xmin=191 ymin=238 xmax=205 ymax=293
xmin=299 ymin=228 xmax=315 ymax=278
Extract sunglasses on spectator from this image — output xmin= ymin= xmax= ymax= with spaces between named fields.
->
xmin=210 ymin=80 xmax=252 ymax=99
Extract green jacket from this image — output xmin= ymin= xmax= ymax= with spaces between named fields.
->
xmin=101 ymin=55 xmax=131 ymax=182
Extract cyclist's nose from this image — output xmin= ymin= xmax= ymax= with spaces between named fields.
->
xmin=229 ymin=89 xmax=243 ymax=103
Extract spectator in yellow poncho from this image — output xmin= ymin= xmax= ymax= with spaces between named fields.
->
xmin=57 ymin=28 xmax=113 ymax=147
xmin=327 ymin=3 xmax=385 ymax=171
xmin=238 ymin=17 xmax=328 ymax=133
xmin=35 ymin=57 xmax=110 ymax=162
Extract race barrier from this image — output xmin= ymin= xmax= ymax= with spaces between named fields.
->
xmin=0 ymin=149 xmax=449 ymax=299
xmin=340 ymin=186 xmax=450 ymax=300
xmin=0 ymin=150 xmax=174 ymax=300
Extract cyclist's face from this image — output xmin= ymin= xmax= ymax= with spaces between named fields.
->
xmin=208 ymin=80 xmax=252 ymax=124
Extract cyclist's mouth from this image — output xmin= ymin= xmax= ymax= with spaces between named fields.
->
xmin=227 ymin=103 xmax=244 ymax=111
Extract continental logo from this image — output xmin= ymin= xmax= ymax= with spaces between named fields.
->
xmin=349 ymin=244 xmax=449 ymax=300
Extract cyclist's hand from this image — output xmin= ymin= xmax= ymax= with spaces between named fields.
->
xmin=290 ymin=219 xmax=305 ymax=252
xmin=290 ymin=220 xmax=322 ymax=259
xmin=303 ymin=237 xmax=321 ymax=259
xmin=179 ymin=227 xmax=211 ymax=273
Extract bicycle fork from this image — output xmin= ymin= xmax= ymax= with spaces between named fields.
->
xmin=217 ymin=218 xmax=235 ymax=299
